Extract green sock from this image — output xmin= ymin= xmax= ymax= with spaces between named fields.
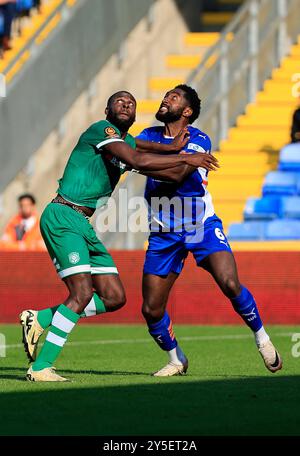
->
xmin=37 ymin=306 xmax=60 ymax=329
xmin=32 ymin=304 xmax=80 ymax=371
xmin=80 ymin=293 xmax=106 ymax=318
xmin=37 ymin=294 xmax=106 ymax=329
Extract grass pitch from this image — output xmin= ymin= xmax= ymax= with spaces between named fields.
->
xmin=0 ymin=324 xmax=299 ymax=436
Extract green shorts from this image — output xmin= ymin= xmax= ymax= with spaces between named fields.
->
xmin=40 ymin=202 xmax=118 ymax=279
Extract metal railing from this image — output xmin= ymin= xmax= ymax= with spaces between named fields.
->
xmin=114 ymin=0 xmax=300 ymax=249
xmin=189 ymin=0 xmax=300 ymax=149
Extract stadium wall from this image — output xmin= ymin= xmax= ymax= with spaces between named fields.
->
xmin=0 ymin=0 xmax=188 ymax=232
xmin=0 ymin=250 xmax=299 ymax=324
xmin=0 ymin=0 xmax=156 ymax=194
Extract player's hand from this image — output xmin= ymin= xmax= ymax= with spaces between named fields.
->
xmin=170 ymin=128 xmax=190 ymax=152
xmin=183 ymin=152 xmax=219 ymax=171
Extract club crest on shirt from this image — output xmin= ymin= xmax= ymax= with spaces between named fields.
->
xmin=68 ymin=252 xmax=80 ymax=264
xmin=105 ymin=126 xmax=118 ymax=137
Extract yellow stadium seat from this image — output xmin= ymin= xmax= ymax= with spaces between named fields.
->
xmin=148 ymin=77 xmax=184 ymax=91
xmin=228 ymin=128 xmax=288 ymax=147
xmin=166 ymin=55 xmax=201 ymax=69
xmin=272 ymin=70 xmax=294 ymax=81
xmin=137 ymin=100 xmax=160 ymax=114
xmin=184 ymin=32 xmax=219 ymax=47
xmin=201 ymin=12 xmax=234 ymax=26
xmin=209 ymin=178 xmax=262 ymax=199
xmin=237 ymin=115 xmax=290 ymax=128
xmin=256 ymin=91 xmax=296 ymax=103
xmin=245 ymin=104 xmax=294 ymax=117
xmin=129 ymin=123 xmax=149 ymax=137
xmin=220 ymin=140 xmax=274 ymax=153
xmin=280 ymin=56 xmax=300 ymax=72
xmin=217 ymin=153 xmax=270 ymax=166
xmin=289 ymin=44 xmax=300 ymax=57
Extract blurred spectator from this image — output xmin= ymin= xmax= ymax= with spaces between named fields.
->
xmin=0 ymin=193 xmax=45 ymax=250
xmin=291 ymin=107 xmax=300 ymax=143
xmin=0 ymin=0 xmax=16 ymax=55
xmin=0 ymin=0 xmax=42 ymax=58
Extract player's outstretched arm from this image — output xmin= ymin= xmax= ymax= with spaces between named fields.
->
xmin=135 ymin=128 xmax=190 ymax=154
xmin=104 ymin=140 xmax=219 ymax=172
xmin=140 ymin=154 xmax=218 ymax=183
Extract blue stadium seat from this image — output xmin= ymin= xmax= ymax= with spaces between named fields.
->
xmin=243 ymin=197 xmax=282 ymax=220
xmin=281 ymin=197 xmax=300 ymax=219
xmin=265 ymin=219 xmax=300 ymax=239
xmin=227 ymin=221 xmax=267 ymax=240
xmin=279 ymin=144 xmax=300 ymax=171
xmin=262 ymin=171 xmax=298 ymax=196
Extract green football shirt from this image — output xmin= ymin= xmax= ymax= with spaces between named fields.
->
xmin=57 ymin=120 xmax=136 ymax=208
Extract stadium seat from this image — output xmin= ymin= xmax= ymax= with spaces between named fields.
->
xmin=227 ymin=221 xmax=267 ymax=240
xmin=265 ymin=219 xmax=300 ymax=239
xmin=279 ymin=144 xmax=300 ymax=171
xmin=281 ymin=197 xmax=300 ymax=219
xmin=243 ymin=197 xmax=282 ymax=220
xmin=262 ymin=171 xmax=298 ymax=196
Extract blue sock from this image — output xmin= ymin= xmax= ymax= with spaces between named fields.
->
xmin=231 ymin=286 xmax=263 ymax=332
xmin=147 ymin=312 xmax=177 ymax=351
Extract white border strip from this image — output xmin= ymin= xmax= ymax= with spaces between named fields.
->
xmin=58 ymin=265 xmax=91 ymax=279
xmin=52 ymin=312 xmax=76 ymax=333
xmin=91 ymin=267 xmax=118 ymax=275
xmin=84 ymin=298 xmax=97 ymax=317
xmin=46 ymin=331 xmax=66 ymax=347
xmin=96 ymin=138 xmax=124 ymax=149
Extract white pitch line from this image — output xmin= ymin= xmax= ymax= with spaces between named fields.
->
xmin=0 ymin=331 xmax=295 ymax=350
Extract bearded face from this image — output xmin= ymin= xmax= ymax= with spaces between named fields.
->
xmin=155 ymin=103 xmax=185 ymax=123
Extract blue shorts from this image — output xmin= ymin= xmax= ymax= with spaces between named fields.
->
xmin=143 ymin=221 xmax=232 ymax=276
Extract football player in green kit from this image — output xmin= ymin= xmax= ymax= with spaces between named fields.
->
xmin=20 ymin=90 xmax=218 ymax=381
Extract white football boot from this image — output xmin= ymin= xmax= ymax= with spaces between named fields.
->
xmin=26 ymin=366 xmax=69 ymax=382
xmin=20 ymin=310 xmax=44 ymax=362
xmin=152 ymin=359 xmax=189 ymax=377
xmin=258 ymin=339 xmax=282 ymax=373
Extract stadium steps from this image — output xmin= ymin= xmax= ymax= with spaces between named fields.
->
xmin=0 ymin=0 xmax=77 ymax=82
xmin=129 ymin=0 xmax=241 ymax=128
xmin=129 ymin=30 xmax=220 ymax=131
xmin=214 ymin=36 xmax=300 ymax=231
xmin=128 ymin=1 xmax=244 ymax=231
xmin=201 ymin=12 xmax=235 ymax=29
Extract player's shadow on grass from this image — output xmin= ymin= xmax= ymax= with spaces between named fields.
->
xmin=0 ymin=366 xmax=30 ymax=381
xmin=61 ymin=368 xmax=149 ymax=376
xmin=0 ymin=366 xmax=148 ymax=377
xmin=1 ymin=375 xmax=300 ymax=436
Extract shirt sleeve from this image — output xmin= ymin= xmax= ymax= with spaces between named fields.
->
xmin=90 ymin=120 xmax=125 ymax=150
xmin=184 ymin=133 xmax=212 ymax=154
xmin=135 ymin=129 xmax=150 ymax=141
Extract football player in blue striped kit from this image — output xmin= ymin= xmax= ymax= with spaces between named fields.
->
xmin=136 ymin=85 xmax=282 ymax=376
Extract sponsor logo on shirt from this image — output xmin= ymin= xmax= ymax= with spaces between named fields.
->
xmin=187 ymin=143 xmax=206 ymax=153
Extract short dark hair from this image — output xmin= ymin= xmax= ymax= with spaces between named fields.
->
xmin=175 ymin=84 xmax=201 ymax=124
xmin=106 ymin=91 xmax=136 ymax=108
xmin=18 ymin=193 xmax=36 ymax=205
